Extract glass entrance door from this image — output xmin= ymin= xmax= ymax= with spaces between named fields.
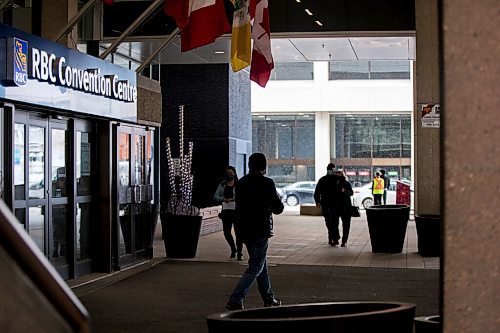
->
xmin=11 ymin=110 xmax=94 ymax=279
xmin=114 ymin=124 xmax=155 ymax=268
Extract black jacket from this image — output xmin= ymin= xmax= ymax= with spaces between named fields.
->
xmin=314 ymin=174 xmax=353 ymax=215
xmin=314 ymin=174 xmax=340 ymax=209
xmin=235 ymin=172 xmax=284 ymax=241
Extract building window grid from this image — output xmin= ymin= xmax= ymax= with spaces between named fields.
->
xmin=252 ymin=115 xmax=315 ymax=185
xmin=270 ymin=62 xmax=314 ymax=81
xmin=331 ymin=115 xmax=411 ymax=182
xmin=329 ymin=60 xmax=410 ymax=80
xmin=334 ymin=115 xmax=408 ymax=159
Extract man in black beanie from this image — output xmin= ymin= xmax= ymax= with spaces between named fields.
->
xmin=226 ymin=153 xmax=284 ymax=310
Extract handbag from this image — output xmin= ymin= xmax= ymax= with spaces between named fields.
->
xmin=350 ymin=197 xmax=361 ymax=217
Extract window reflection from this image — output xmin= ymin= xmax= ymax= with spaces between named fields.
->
xmin=118 ymin=133 xmax=130 ymax=187
xmin=51 ymin=205 xmax=67 ymax=265
xmin=29 ymin=206 xmax=45 ymax=253
xmin=52 ymin=129 xmax=68 ymax=197
xmin=134 ymin=135 xmax=144 ymax=185
xmin=14 ymin=123 xmax=25 ymax=200
xmin=76 ymin=203 xmax=91 ymax=261
xmin=29 ymin=126 xmax=45 ymax=199
xmin=77 ymin=131 xmax=92 ymax=196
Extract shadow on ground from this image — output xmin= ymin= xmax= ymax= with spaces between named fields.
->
xmin=76 ymin=260 xmax=439 ymax=333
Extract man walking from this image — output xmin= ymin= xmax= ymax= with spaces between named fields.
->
xmin=314 ymin=163 xmax=342 ymax=246
xmin=380 ymin=169 xmax=391 ymax=205
xmin=226 ymin=153 xmax=284 ymax=311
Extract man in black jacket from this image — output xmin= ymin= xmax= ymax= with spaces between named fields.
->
xmin=314 ymin=163 xmax=342 ymax=246
xmin=226 ymin=153 xmax=284 ymax=311
xmin=380 ymin=169 xmax=391 ymax=205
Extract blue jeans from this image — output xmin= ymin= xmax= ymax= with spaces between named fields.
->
xmin=228 ymin=238 xmax=274 ymax=305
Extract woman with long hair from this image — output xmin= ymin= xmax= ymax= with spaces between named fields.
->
xmin=214 ymin=166 xmax=243 ymax=260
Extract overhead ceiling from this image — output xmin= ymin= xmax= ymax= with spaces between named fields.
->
xmin=104 ymin=35 xmax=416 ymax=66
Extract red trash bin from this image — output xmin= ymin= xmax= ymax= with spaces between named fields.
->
xmin=396 ymin=181 xmax=411 ymax=206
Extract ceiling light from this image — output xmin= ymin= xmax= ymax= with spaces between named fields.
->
xmin=214 ymin=50 xmax=225 ymax=54
xmin=315 ymin=20 xmax=323 ymax=26
xmin=305 ymin=9 xmax=313 ymax=16
xmin=296 ymin=0 xmax=301 ymax=2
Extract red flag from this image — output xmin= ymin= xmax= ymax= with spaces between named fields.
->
xmin=165 ymin=0 xmax=231 ymax=52
xmin=250 ymin=0 xmax=273 ymax=87
xmin=102 ymin=0 xmax=113 ymax=5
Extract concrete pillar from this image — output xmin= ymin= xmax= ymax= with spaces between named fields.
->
xmin=441 ymin=1 xmax=499 ymax=332
xmin=41 ymin=0 xmax=78 ymax=47
xmin=315 ymin=112 xmax=330 ymax=181
xmin=414 ymin=0 xmax=441 ymax=215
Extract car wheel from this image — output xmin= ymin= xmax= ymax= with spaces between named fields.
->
xmin=286 ymin=195 xmax=299 ymax=206
xmin=362 ymin=198 xmax=373 ymax=209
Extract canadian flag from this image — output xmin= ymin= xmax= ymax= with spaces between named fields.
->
xmin=250 ymin=0 xmax=273 ymax=87
xmin=101 ymin=0 xmax=113 ymax=5
xmin=165 ymin=0 xmax=231 ymax=52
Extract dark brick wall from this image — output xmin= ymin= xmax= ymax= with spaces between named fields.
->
xmin=160 ymin=64 xmax=250 ymax=209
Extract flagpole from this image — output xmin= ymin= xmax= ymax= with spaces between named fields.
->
xmin=53 ymin=0 xmax=100 ymax=43
xmin=100 ymin=0 xmax=163 ymax=60
xmin=135 ymin=27 xmax=180 ymax=74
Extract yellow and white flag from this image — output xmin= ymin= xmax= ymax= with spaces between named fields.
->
xmin=230 ymin=0 xmax=251 ymax=72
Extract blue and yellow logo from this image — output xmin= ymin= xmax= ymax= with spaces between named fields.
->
xmin=13 ymin=37 xmax=28 ymax=87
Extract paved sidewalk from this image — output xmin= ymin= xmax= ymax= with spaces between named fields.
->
xmin=72 ymin=206 xmax=440 ymax=333
xmin=154 ymin=206 xmax=440 ymax=270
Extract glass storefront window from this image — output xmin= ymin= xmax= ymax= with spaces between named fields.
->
xmin=333 ymin=115 xmax=410 ymax=159
xmin=332 ymin=114 xmax=412 ymax=182
xmin=373 ymin=116 xmax=401 ymax=158
xmin=252 ymin=115 xmax=315 ymax=186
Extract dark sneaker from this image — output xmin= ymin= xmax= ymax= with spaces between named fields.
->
xmin=332 ymin=240 xmax=339 ymax=246
xmin=225 ymin=301 xmax=244 ymax=311
xmin=341 ymin=242 xmax=347 ymax=247
xmin=237 ymin=254 xmax=243 ymax=261
xmin=264 ymin=299 xmax=282 ymax=307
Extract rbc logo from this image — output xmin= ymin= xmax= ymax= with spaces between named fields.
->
xmin=13 ymin=37 xmax=28 ymax=87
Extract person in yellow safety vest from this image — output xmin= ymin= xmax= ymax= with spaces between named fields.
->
xmin=372 ymin=172 xmax=385 ymax=205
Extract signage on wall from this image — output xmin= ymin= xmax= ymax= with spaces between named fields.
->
xmin=0 ymin=24 xmax=137 ymax=122
xmin=6 ymin=37 xmax=29 ymax=87
xmin=28 ymin=47 xmax=137 ymax=103
xmin=420 ymin=103 xmax=440 ymax=128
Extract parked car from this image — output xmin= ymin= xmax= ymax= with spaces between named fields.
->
xmin=280 ymin=181 xmax=317 ymax=206
xmin=353 ymin=181 xmax=414 ymax=209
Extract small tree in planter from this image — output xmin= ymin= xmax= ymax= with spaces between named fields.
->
xmin=161 ymin=105 xmax=202 ymax=258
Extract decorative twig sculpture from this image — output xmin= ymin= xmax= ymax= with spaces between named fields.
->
xmin=165 ymin=105 xmax=199 ymax=216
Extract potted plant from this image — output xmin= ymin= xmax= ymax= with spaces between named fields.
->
xmin=161 ymin=105 xmax=202 ymax=258
xmin=415 ymin=214 xmax=441 ymax=257
xmin=365 ymin=204 xmax=411 ymax=253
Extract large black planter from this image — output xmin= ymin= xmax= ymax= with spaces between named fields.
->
xmin=207 ymin=301 xmax=416 ymax=333
xmin=414 ymin=315 xmax=441 ymax=333
xmin=160 ymin=213 xmax=202 ymax=258
xmin=415 ymin=214 xmax=441 ymax=257
xmin=366 ymin=204 xmax=410 ymax=253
